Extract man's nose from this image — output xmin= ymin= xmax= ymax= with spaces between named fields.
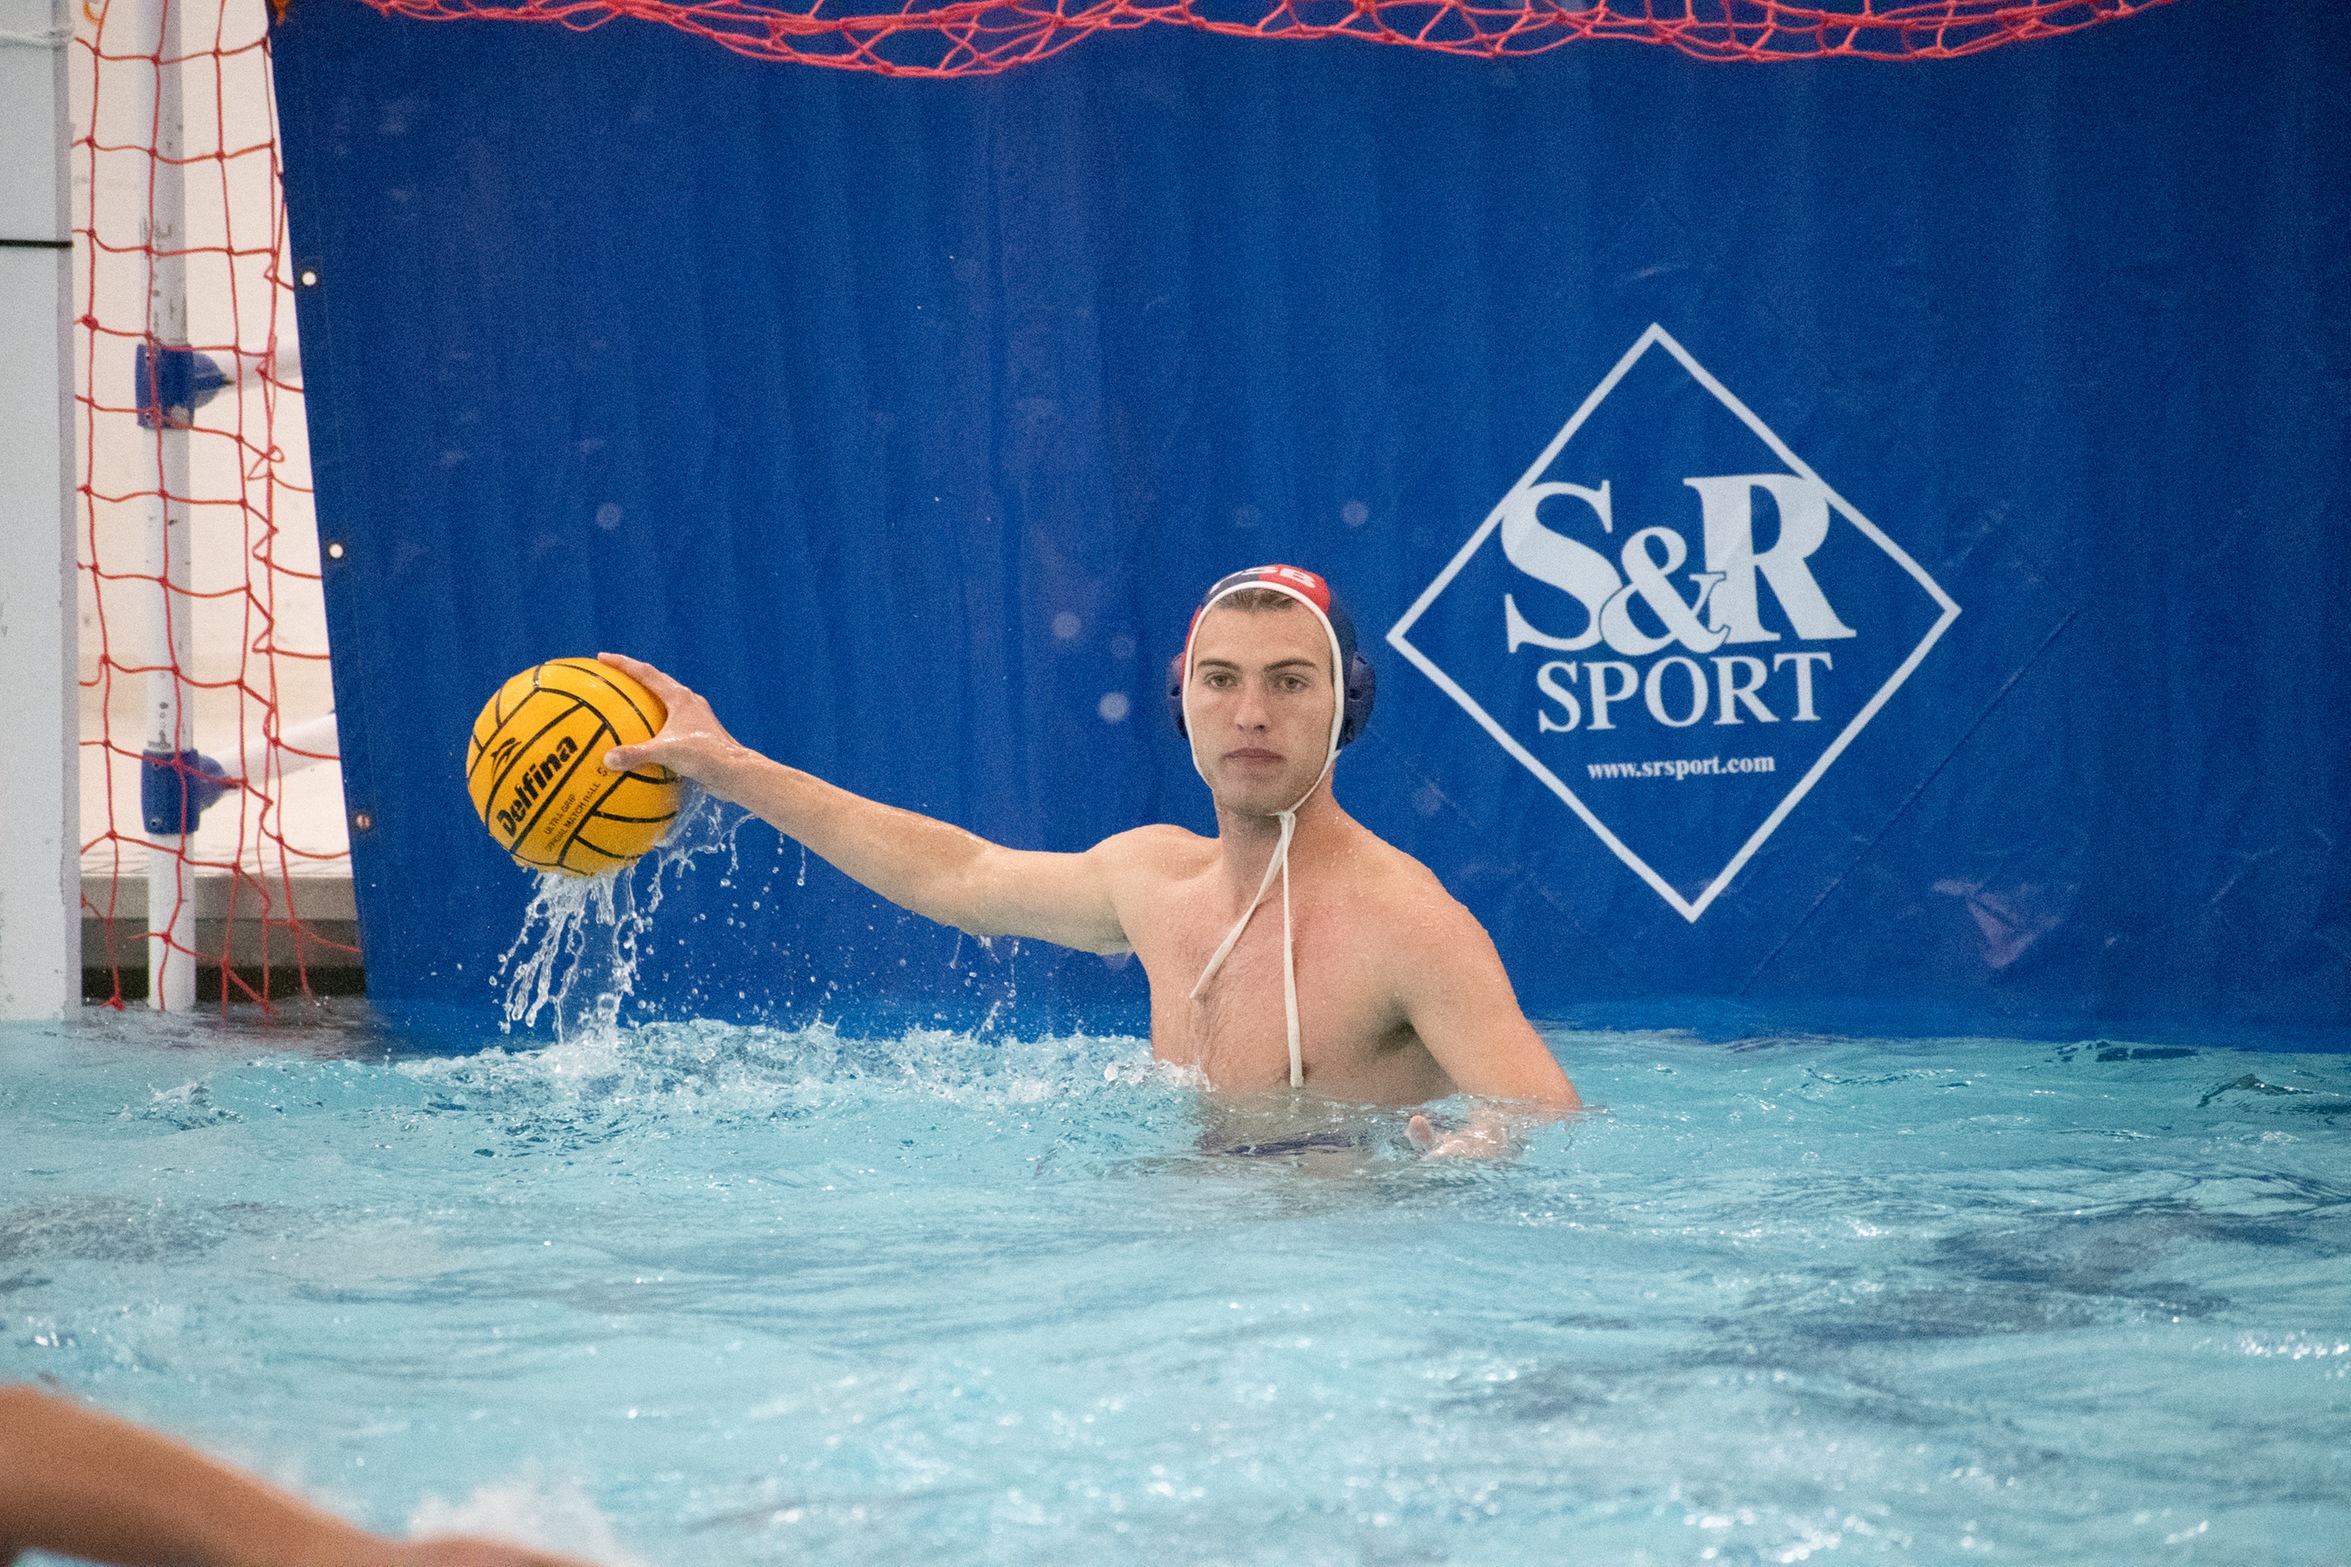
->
xmin=1230 ymin=677 xmax=1272 ymax=729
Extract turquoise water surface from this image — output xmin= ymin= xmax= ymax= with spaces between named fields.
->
xmin=2 ymin=1008 xmax=2346 ymax=1565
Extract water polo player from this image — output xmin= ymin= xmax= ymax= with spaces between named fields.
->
xmin=601 ymin=565 xmax=1578 ymax=1147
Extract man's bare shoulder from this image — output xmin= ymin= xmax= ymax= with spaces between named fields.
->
xmin=1087 ymin=822 xmax=1217 ymax=877
xmin=1342 ymin=826 xmax=1466 ymax=905
xmin=1336 ymin=829 xmax=1505 ymax=965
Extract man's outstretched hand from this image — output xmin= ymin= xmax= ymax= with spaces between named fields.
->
xmin=597 ymin=651 xmax=743 ymax=788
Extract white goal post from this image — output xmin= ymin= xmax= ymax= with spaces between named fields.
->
xmin=0 ymin=0 xmax=76 ymax=1021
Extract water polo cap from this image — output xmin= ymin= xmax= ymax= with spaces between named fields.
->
xmin=1166 ymin=566 xmax=1376 ymax=750
xmin=1170 ymin=564 xmax=1376 ymax=1090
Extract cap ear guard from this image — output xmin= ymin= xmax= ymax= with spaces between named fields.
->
xmin=1339 ymin=651 xmax=1375 ymax=745
xmin=1168 ymin=649 xmax=1376 ymax=745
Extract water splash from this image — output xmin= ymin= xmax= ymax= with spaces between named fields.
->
xmin=407 ymin=1468 xmax=645 ymax=1565
xmin=404 ymin=1015 xmax=1172 ymax=1122
xmin=496 ymin=791 xmax=746 ymax=1040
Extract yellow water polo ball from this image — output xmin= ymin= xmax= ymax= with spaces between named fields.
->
xmin=465 ymin=657 xmax=681 ymax=876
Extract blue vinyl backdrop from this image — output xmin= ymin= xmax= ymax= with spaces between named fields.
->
xmin=271 ymin=0 xmax=2350 ymax=1045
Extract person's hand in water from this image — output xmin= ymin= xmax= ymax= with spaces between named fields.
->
xmin=1407 ymin=1100 xmax=1574 ymax=1159
xmin=0 ymin=1385 xmax=606 ymax=1567
xmin=597 ymin=651 xmax=746 ymax=791
xmin=1407 ymin=1111 xmax=1507 ymax=1158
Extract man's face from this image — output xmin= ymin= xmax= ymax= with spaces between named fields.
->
xmin=1186 ymin=604 xmax=1339 ymax=815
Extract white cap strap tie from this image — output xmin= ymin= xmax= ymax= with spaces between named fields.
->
xmin=1188 ymin=804 xmax=1305 ymax=1087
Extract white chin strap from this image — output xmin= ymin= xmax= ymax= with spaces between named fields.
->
xmin=1183 ymin=588 xmax=1347 ymax=1090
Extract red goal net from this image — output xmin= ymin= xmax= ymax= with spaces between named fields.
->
xmin=357 ymin=0 xmax=2178 ymax=71
xmin=76 ymin=0 xmax=353 ymax=1009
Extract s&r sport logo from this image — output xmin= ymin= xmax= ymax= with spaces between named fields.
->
xmin=1387 ymin=324 xmax=1960 ymax=922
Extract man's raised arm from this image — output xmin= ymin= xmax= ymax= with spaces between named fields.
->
xmin=597 ymin=653 xmax=1131 ymax=954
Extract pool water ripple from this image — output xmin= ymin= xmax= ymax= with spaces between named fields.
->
xmin=2 ymin=1010 xmax=2346 ymax=1565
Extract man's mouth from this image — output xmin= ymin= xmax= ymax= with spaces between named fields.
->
xmin=1223 ymin=747 xmax=1285 ymax=766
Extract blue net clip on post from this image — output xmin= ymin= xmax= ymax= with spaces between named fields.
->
xmin=141 ymin=750 xmax=235 ymax=835
xmin=133 ymin=340 xmax=231 ymax=430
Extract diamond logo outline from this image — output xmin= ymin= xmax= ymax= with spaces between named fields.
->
xmin=1385 ymin=323 xmax=1963 ymax=924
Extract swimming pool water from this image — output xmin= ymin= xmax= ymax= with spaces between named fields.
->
xmin=2 ymin=1009 xmax=2346 ymax=1565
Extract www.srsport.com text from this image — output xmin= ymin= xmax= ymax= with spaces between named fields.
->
xmin=1586 ymin=754 xmax=1777 ymax=781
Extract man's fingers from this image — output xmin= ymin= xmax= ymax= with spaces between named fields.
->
xmin=597 ymin=650 xmax=691 ymax=706
xmin=604 ymin=743 xmax=645 ymax=772
xmin=1406 ymin=1113 xmax=1436 ymax=1152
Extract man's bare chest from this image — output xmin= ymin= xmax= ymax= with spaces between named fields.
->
xmin=1125 ymin=882 xmax=1425 ymax=1094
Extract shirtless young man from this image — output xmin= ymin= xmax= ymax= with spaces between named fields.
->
xmin=602 ymin=565 xmax=1578 ymax=1150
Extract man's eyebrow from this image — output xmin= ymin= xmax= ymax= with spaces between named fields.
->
xmin=1192 ymin=656 xmax=1322 ymax=673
